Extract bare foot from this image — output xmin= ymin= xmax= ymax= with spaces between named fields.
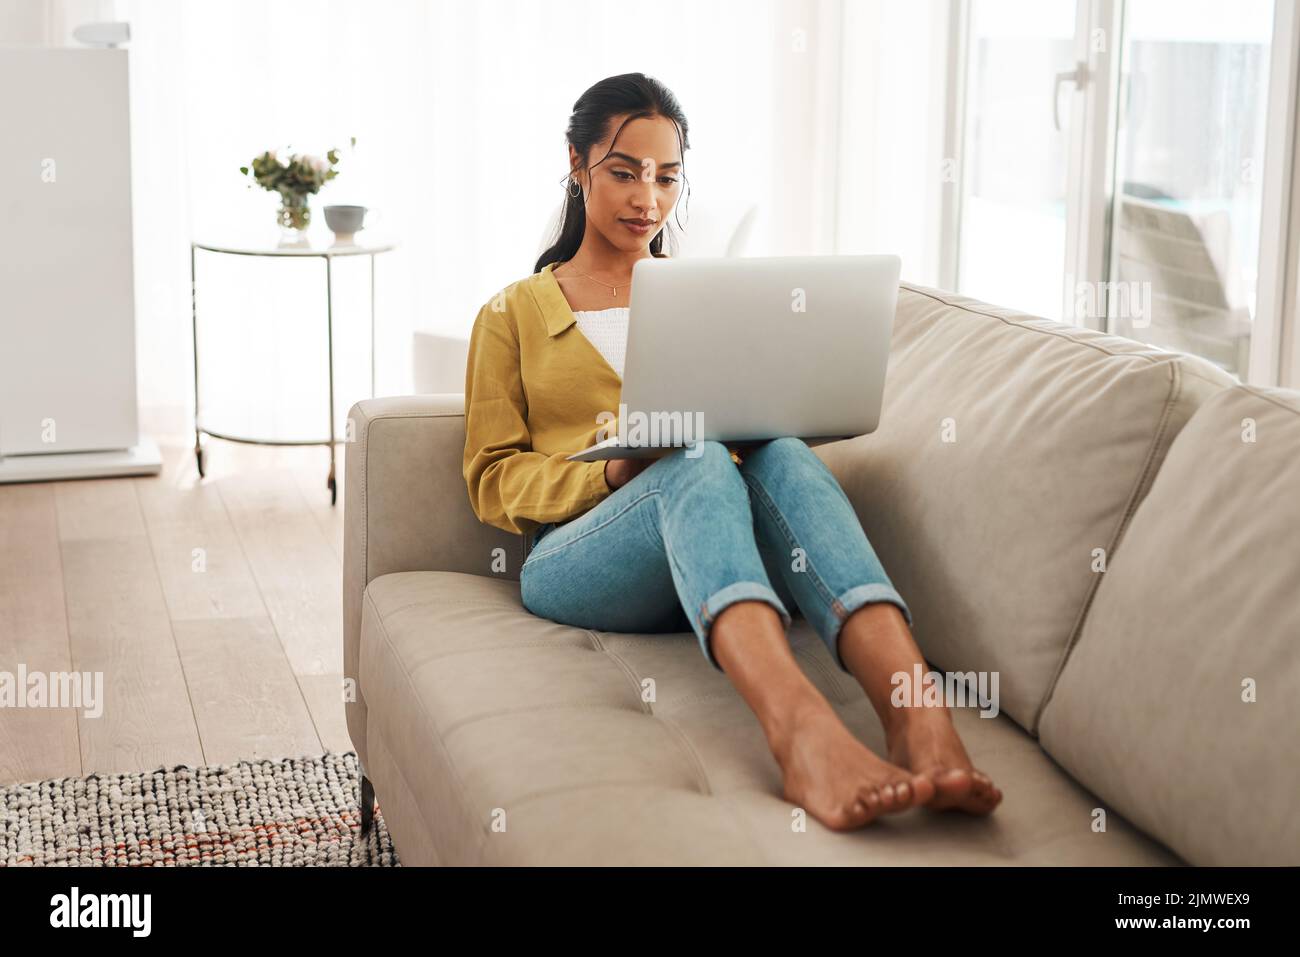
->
xmin=886 ymin=708 xmax=1002 ymax=815
xmin=770 ymin=701 xmax=936 ymax=831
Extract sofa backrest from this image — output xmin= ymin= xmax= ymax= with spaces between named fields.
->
xmin=1038 ymin=383 xmax=1300 ymax=865
xmin=814 ymin=282 xmax=1235 ymax=733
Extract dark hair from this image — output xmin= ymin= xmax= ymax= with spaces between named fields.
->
xmin=534 ymin=73 xmax=690 ymax=273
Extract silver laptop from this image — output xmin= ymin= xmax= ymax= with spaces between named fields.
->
xmin=566 ymin=254 xmax=901 ymax=461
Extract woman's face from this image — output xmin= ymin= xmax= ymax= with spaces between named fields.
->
xmin=571 ymin=113 xmax=684 ymax=255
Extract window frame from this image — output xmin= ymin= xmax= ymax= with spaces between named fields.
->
xmin=942 ymin=0 xmax=1297 ymax=386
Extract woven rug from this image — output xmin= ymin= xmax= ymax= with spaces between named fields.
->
xmin=0 ymin=751 xmax=398 ymax=866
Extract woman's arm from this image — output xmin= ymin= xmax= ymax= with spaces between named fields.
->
xmin=462 ymin=303 xmax=613 ymax=536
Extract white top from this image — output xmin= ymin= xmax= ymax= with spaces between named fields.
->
xmin=573 ymin=307 xmax=630 ymax=378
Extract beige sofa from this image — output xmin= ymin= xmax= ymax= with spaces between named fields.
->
xmin=343 ymin=283 xmax=1300 ymax=866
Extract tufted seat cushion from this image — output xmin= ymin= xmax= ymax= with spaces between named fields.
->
xmin=358 ymin=570 xmax=1179 ymax=866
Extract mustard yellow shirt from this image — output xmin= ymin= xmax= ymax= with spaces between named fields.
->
xmin=463 ymin=261 xmax=742 ymax=537
xmin=462 ymin=263 xmax=622 ymax=536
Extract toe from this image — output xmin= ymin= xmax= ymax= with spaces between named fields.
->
xmin=861 ymin=787 xmax=882 ymax=816
xmin=845 ymin=798 xmax=871 ymax=828
xmin=851 ymin=797 xmax=876 ymax=826
xmin=875 ymin=780 xmax=921 ymax=815
xmin=926 ymin=767 xmax=974 ymax=810
xmin=959 ymin=772 xmax=1002 ymax=815
xmin=909 ymin=773 xmax=936 ymax=806
xmin=877 ymin=783 xmax=896 ymax=811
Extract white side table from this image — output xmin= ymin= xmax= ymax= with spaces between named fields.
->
xmin=190 ymin=237 xmax=396 ymax=504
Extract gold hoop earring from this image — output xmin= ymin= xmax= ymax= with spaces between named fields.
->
xmin=567 ymin=175 xmax=581 ymax=199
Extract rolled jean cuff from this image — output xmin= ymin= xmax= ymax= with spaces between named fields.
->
xmin=827 ymin=582 xmax=913 ymax=672
xmin=697 ymin=580 xmax=793 ymax=672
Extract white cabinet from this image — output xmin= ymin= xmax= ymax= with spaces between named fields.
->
xmin=0 ymin=47 xmax=157 ymax=479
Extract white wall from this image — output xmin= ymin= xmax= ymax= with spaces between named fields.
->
xmin=835 ymin=0 xmax=952 ymax=284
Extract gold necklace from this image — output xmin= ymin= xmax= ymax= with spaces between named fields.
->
xmin=559 ymin=266 xmax=633 ymax=298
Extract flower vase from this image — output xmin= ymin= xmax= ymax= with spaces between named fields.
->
xmin=277 ymin=196 xmax=311 ymax=238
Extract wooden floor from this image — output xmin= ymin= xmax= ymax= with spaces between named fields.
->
xmin=0 ymin=439 xmax=352 ymax=789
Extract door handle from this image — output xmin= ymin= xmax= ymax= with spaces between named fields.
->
xmin=1053 ymin=62 xmax=1088 ymax=131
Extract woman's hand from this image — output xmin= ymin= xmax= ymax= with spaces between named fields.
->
xmin=604 ymin=456 xmax=655 ymax=490
xmin=726 ymin=441 xmax=765 ymax=464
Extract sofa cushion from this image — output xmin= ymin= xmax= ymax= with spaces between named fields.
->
xmin=814 ymin=284 xmax=1234 ymax=733
xmin=359 ymin=569 xmax=1179 ymax=865
xmin=1038 ymin=384 xmax=1300 ymax=865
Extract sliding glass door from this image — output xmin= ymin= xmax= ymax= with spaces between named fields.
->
xmin=952 ymin=0 xmax=1279 ymax=382
xmin=1107 ymin=0 xmax=1274 ymax=379
xmin=956 ymin=0 xmax=1078 ymax=320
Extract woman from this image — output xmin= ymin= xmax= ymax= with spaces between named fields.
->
xmin=462 ymin=73 xmax=1001 ymax=831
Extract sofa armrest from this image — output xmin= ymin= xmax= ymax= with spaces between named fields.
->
xmin=343 ymin=394 xmax=522 ymax=769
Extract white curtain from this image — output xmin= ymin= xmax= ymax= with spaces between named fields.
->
xmin=3 ymin=0 xmax=950 ymax=429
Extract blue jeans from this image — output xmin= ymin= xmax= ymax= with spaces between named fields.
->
xmin=519 ymin=437 xmax=913 ymax=674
